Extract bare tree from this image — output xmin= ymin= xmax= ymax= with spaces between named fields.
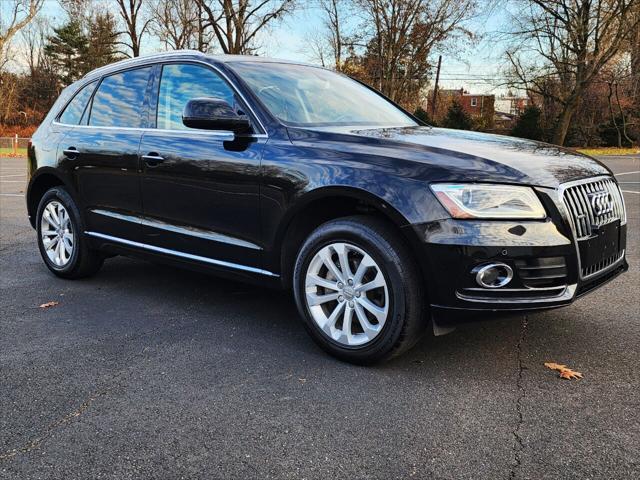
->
xmin=506 ymin=0 xmax=640 ymax=146
xmin=317 ymin=0 xmax=352 ymax=70
xmin=355 ymin=0 xmax=477 ymax=107
xmin=114 ymin=0 xmax=151 ymax=57
xmin=151 ymin=0 xmax=199 ymax=50
xmin=194 ymin=0 xmax=296 ymax=54
xmin=0 ymin=0 xmax=44 ymax=67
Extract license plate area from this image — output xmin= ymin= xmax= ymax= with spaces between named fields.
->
xmin=578 ymin=220 xmax=622 ymax=273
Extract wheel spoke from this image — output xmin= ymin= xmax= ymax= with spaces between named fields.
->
xmin=44 ymin=236 xmax=58 ymax=249
xmin=340 ymin=305 xmax=354 ymax=342
xmin=63 ymin=237 xmax=73 ymax=254
xmin=319 ymin=248 xmax=344 ymax=282
xmin=358 ymin=296 xmax=387 ymax=322
xmin=43 ymin=209 xmax=59 ymax=229
xmin=333 ymin=243 xmax=352 ymax=279
xmin=306 ymin=274 xmax=340 ymax=291
xmin=55 ymin=239 xmax=63 ymax=265
xmin=306 ymin=291 xmax=340 ymax=306
xmin=41 ymin=229 xmax=57 ymax=237
xmin=354 ymin=302 xmax=381 ymax=339
xmin=353 ymin=254 xmax=375 ymax=285
xmin=322 ymin=301 xmax=345 ymax=334
xmin=358 ymin=271 xmax=385 ymax=292
xmin=47 ymin=204 xmax=60 ymax=227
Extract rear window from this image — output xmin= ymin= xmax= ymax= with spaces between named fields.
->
xmin=89 ymin=67 xmax=151 ymax=128
xmin=58 ymin=81 xmax=97 ymax=125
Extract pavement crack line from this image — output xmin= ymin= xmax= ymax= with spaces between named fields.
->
xmin=0 ymin=387 xmax=111 ymax=462
xmin=0 ymin=318 xmax=200 ymax=463
xmin=509 ymin=315 xmax=528 ymax=480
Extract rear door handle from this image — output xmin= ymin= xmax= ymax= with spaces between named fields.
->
xmin=63 ymin=147 xmax=79 ymax=159
xmin=142 ymin=153 xmax=165 ymax=166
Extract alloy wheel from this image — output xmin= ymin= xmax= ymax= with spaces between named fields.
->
xmin=305 ymin=242 xmax=389 ymax=346
xmin=40 ymin=200 xmax=74 ymax=267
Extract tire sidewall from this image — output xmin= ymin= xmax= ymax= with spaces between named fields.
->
xmin=36 ymin=187 xmax=82 ymax=275
xmin=294 ymin=221 xmax=409 ymax=363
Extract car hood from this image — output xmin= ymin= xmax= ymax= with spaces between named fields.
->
xmin=291 ymin=125 xmax=611 ymax=188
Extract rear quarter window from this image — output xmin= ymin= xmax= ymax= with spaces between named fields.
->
xmin=89 ymin=67 xmax=152 ymax=128
xmin=58 ymin=81 xmax=97 ymax=125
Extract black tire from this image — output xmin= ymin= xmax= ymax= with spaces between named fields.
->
xmin=293 ymin=215 xmax=426 ymax=364
xmin=36 ymin=186 xmax=104 ymax=279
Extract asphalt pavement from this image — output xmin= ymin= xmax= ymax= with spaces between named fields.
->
xmin=1 ymin=155 xmax=639 ymax=479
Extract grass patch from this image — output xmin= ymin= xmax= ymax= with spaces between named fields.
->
xmin=0 ymin=147 xmax=27 ymax=157
xmin=576 ymin=147 xmax=640 ymax=156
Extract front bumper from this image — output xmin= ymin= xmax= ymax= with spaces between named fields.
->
xmin=404 ymin=185 xmax=628 ymax=325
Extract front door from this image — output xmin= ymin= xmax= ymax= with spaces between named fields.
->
xmin=139 ymin=62 xmax=265 ymax=268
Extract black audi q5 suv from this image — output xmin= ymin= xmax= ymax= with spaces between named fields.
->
xmin=27 ymin=51 xmax=628 ymax=363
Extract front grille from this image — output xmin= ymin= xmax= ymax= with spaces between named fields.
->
xmin=582 ymin=249 xmax=625 ymax=277
xmin=562 ymin=177 xmax=625 ymax=240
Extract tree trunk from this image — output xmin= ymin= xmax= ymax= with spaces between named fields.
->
xmin=552 ymin=95 xmax=580 ymax=146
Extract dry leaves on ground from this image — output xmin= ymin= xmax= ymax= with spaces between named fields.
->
xmin=544 ymin=362 xmax=583 ymax=380
xmin=39 ymin=301 xmax=59 ymax=309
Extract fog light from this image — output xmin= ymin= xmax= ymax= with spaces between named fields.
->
xmin=474 ymin=263 xmax=513 ymax=288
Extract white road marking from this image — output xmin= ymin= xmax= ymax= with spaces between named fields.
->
xmin=614 ymin=170 xmax=640 ymax=177
xmin=0 ymin=180 xmax=26 ymax=183
xmin=621 ymin=190 xmax=640 ymax=194
xmin=0 ymin=193 xmax=23 ymax=197
xmin=0 ymin=174 xmax=26 ymax=178
xmin=618 ymin=181 xmax=640 ymax=184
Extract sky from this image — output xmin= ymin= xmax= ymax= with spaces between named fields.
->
xmin=3 ymin=0 xmax=514 ymax=95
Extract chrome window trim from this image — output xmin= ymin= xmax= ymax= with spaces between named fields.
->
xmin=51 ymin=121 xmax=267 ymax=139
xmin=85 ymin=231 xmax=277 ymax=277
xmin=558 ymin=175 xmax=627 ymax=280
xmin=91 ymin=209 xmax=262 ymax=250
xmin=54 ymin=58 xmax=269 ymax=136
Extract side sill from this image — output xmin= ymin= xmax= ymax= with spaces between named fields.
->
xmin=85 ymin=231 xmax=279 ymax=277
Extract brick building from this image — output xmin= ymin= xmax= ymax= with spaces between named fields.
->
xmin=426 ymin=88 xmax=495 ymax=129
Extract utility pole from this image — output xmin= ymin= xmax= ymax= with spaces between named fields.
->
xmin=431 ymin=55 xmax=442 ymax=118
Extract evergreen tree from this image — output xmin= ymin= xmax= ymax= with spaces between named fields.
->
xmin=511 ymin=105 xmax=544 ymax=141
xmin=44 ymin=21 xmax=89 ymax=86
xmin=85 ymin=13 xmax=120 ymax=72
xmin=414 ymin=106 xmax=434 ymax=125
xmin=442 ymin=100 xmax=473 ymax=130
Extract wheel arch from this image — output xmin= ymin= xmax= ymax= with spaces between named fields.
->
xmin=27 ymin=169 xmax=76 ymax=228
xmin=276 ymin=186 xmax=427 ymax=289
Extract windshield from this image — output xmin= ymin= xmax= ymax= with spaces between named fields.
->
xmin=229 ymin=62 xmax=417 ymax=128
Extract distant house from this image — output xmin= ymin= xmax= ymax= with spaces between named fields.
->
xmin=426 ymin=88 xmax=495 ymax=129
xmin=495 ymin=95 xmax=528 ymax=116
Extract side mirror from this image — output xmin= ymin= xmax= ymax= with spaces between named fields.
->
xmin=182 ymin=97 xmax=251 ymax=133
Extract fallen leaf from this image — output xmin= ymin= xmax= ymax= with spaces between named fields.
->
xmin=544 ymin=362 xmax=567 ymax=371
xmin=559 ymin=369 xmax=583 ymax=380
xmin=39 ymin=301 xmax=59 ymax=309
xmin=545 ymin=362 xmax=583 ymax=380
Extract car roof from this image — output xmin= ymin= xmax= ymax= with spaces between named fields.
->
xmin=83 ymin=50 xmax=316 ymax=80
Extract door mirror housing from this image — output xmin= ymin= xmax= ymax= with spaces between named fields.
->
xmin=182 ymin=97 xmax=251 ymax=133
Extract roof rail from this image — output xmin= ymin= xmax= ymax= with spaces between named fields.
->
xmin=84 ymin=50 xmax=207 ymax=78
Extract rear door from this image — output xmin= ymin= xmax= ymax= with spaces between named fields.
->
xmin=60 ymin=66 xmax=153 ymax=242
xmin=139 ymin=62 xmax=266 ymax=268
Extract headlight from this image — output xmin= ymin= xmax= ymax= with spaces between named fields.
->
xmin=430 ymin=183 xmax=546 ymax=219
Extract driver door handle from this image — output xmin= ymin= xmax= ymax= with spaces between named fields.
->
xmin=63 ymin=147 xmax=79 ymax=159
xmin=142 ymin=153 xmax=165 ymax=166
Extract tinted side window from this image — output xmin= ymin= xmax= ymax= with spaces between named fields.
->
xmin=157 ymin=63 xmax=236 ymax=130
xmin=59 ymin=81 xmax=97 ymax=125
xmin=89 ymin=67 xmax=151 ymax=128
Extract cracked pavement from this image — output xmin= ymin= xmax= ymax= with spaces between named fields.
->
xmin=1 ymin=155 xmax=639 ymax=479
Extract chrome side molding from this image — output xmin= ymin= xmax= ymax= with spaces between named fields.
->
xmin=85 ymin=231 xmax=278 ymax=277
